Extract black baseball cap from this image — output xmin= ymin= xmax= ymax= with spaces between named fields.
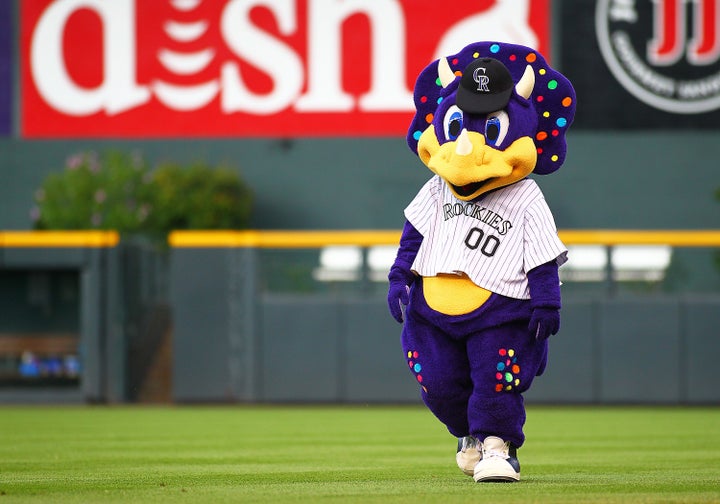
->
xmin=456 ymin=58 xmax=514 ymax=114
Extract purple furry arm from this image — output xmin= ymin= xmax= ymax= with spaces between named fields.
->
xmin=388 ymin=220 xmax=422 ymax=283
xmin=527 ymin=260 xmax=561 ymax=309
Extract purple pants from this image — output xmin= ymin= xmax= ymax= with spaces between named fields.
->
xmin=401 ymin=278 xmax=548 ymax=447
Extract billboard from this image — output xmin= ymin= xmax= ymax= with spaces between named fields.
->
xmin=21 ymin=0 xmax=550 ymax=138
xmin=562 ymin=0 xmax=720 ymax=129
xmin=0 ymin=1 xmax=12 ymax=136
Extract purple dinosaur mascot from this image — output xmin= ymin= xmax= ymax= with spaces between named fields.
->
xmin=387 ymin=41 xmax=576 ymax=482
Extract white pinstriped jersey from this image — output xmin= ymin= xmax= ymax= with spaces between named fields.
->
xmin=404 ymin=176 xmax=567 ymax=300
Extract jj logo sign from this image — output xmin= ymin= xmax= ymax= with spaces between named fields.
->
xmin=21 ymin=0 xmax=549 ymax=138
xmin=596 ymin=0 xmax=720 ymax=113
xmin=646 ymin=0 xmax=719 ymax=66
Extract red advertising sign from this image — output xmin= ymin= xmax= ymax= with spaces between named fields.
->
xmin=21 ymin=0 xmax=549 ymax=138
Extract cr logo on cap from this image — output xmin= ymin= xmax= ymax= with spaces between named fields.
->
xmin=473 ymin=67 xmax=490 ymax=92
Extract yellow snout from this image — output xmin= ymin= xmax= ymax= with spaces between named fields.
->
xmin=417 ymin=127 xmax=537 ymax=201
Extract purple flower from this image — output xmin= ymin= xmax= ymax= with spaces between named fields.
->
xmin=66 ymin=154 xmax=83 ymax=170
xmin=94 ymin=189 xmax=107 ymax=204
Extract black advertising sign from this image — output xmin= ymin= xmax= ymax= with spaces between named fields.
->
xmin=561 ymin=0 xmax=720 ymax=128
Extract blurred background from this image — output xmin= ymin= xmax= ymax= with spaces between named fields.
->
xmin=0 ymin=0 xmax=718 ymax=405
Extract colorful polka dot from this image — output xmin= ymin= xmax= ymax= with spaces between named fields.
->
xmin=551 ymin=154 xmax=559 ymax=161
xmin=547 ymin=79 xmax=558 ymax=90
xmin=543 ymin=111 xmax=550 ymax=118
xmin=495 ymin=348 xmax=521 ymax=393
xmin=437 ymin=97 xmax=443 ymax=105
xmin=509 ymin=54 xmax=517 ymax=61
xmin=562 ymin=97 xmax=573 ymax=107
xmin=413 ymin=130 xmax=422 ymax=141
xmin=556 ymin=117 xmax=568 ymax=127
xmin=552 ymin=129 xmax=559 ymax=137
xmin=536 ymin=131 xmax=548 ymax=141
xmin=452 ymin=58 xmax=459 ymax=65
xmin=473 ymin=52 xmax=481 ymax=58
xmin=420 ymin=96 xmax=428 ymax=104
xmin=489 ymin=44 xmax=500 ymax=54
xmin=539 ymin=68 xmax=547 ymax=75
xmin=408 ymin=350 xmax=427 ymax=390
xmin=425 ymin=113 xmax=433 ymax=124
xmin=536 ymin=95 xmax=544 ymax=102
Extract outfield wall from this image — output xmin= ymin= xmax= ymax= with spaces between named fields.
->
xmin=1 ymin=231 xmax=719 ymax=404
xmin=169 ymin=232 xmax=720 ymax=405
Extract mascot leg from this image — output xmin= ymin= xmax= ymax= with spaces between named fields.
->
xmin=465 ymin=320 xmax=549 ymax=482
xmin=401 ymin=316 xmax=472 ymax=438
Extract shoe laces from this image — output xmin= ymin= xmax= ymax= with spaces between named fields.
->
xmin=482 ymin=440 xmax=510 ymax=460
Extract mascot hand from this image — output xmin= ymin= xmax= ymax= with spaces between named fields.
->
xmin=529 ymin=307 xmax=560 ymax=340
xmin=388 ymin=266 xmax=415 ymax=323
xmin=388 ymin=282 xmax=410 ymax=323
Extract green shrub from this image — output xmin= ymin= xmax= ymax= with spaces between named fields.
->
xmin=151 ymin=162 xmax=253 ymax=232
xmin=32 ymin=150 xmax=253 ymax=239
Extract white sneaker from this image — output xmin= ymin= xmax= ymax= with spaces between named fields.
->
xmin=473 ymin=436 xmax=521 ymax=482
xmin=455 ymin=436 xmax=481 ymax=476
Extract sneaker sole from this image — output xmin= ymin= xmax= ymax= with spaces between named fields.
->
xmin=473 ymin=473 xmax=520 ymax=483
xmin=473 ymin=458 xmax=520 ymax=483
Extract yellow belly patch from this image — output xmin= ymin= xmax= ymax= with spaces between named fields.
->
xmin=423 ymin=273 xmax=492 ymax=315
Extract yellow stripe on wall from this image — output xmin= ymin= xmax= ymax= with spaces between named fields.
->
xmin=2 ymin=230 xmax=718 ymax=249
xmin=557 ymin=230 xmax=720 ymax=247
xmin=0 ymin=231 xmax=120 ymax=248
xmin=168 ymin=229 xmax=720 ymax=248
xmin=168 ymin=230 xmax=404 ymax=248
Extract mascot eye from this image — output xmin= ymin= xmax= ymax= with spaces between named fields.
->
xmin=485 ymin=111 xmax=509 ymax=146
xmin=443 ymin=105 xmax=464 ymax=141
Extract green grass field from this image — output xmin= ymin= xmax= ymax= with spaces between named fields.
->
xmin=0 ymin=405 xmax=719 ymax=503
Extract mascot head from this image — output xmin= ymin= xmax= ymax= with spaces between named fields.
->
xmin=407 ymin=41 xmax=576 ymax=201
